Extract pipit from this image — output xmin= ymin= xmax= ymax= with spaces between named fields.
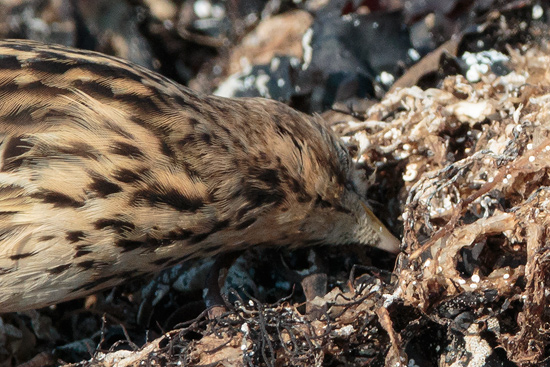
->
xmin=0 ymin=40 xmax=399 ymax=312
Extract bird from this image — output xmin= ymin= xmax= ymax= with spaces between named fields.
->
xmin=0 ymin=39 xmax=399 ymax=313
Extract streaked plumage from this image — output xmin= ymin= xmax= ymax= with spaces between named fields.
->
xmin=0 ymin=39 xmax=399 ymax=312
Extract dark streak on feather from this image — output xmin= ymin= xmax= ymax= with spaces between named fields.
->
xmin=115 ymin=92 xmax=160 ymax=114
xmin=75 ymin=62 xmax=143 ymax=83
xmin=74 ymin=244 xmax=92 ymax=257
xmin=10 ymin=252 xmax=34 ymax=260
xmin=115 ymin=239 xmax=143 ymax=252
xmin=0 ymin=55 xmax=22 ymax=70
xmin=200 ymin=133 xmax=211 ymax=145
xmin=111 ymin=141 xmax=144 ymax=158
xmin=72 ymin=79 xmax=115 ymax=98
xmin=5 ymin=43 xmax=34 ymax=52
xmin=16 ymin=81 xmax=66 ymax=96
xmin=160 ymin=140 xmax=175 ymax=159
xmin=173 ymin=94 xmax=202 ymax=114
xmin=133 ymin=188 xmax=205 ymax=212
xmin=48 ymin=264 xmax=71 ymax=275
xmin=177 ymin=134 xmax=195 ymax=147
xmin=113 ymin=168 xmax=145 ymax=183
xmin=31 ymin=190 xmax=84 ymax=208
xmin=77 ymin=260 xmax=96 ymax=270
xmin=243 ymin=186 xmax=285 ymax=210
xmin=57 ymin=142 xmax=99 ymax=159
xmin=2 ymin=136 xmax=32 ymax=171
xmin=89 ymin=177 xmax=122 ymax=197
xmin=66 ymin=231 xmax=85 ymax=243
xmin=29 ymin=59 xmax=76 ymax=74
xmin=2 ymin=105 xmax=40 ymax=125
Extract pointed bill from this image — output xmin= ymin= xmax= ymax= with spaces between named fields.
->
xmin=361 ymin=201 xmax=400 ymax=253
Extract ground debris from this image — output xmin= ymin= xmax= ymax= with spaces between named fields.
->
xmin=387 ymin=45 xmax=550 ymax=365
xmin=74 ymin=276 xmax=391 ymax=367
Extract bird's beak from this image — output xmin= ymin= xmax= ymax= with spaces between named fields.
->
xmin=361 ymin=201 xmax=401 ymax=254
